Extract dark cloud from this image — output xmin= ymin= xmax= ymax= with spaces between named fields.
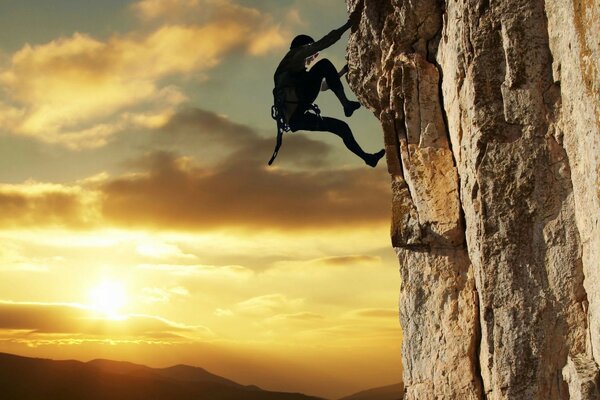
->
xmin=100 ymin=107 xmax=390 ymax=231
xmin=0 ymin=108 xmax=389 ymax=232
xmin=0 ymin=302 xmax=199 ymax=339
xmin=161 ymin=107 xmax=258 ymax=147
xmin=318 ymin=255 xmax=381 ymax=266
xmin=101 ymin=150 xmax=389 ymax=231
xmin=156 ymin=107 xmax=332 ymax=168
xmin=0 ymin=190 xmax=91 ymax=229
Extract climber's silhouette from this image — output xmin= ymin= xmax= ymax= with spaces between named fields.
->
xmin=269 ymin=12 xmax=384 ymax=167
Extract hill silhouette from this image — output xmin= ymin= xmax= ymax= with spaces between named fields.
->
xmin=338 ymin=382 xmax=403 ymax=400
xmin=0 ymin=352 xmax=323 ymax=400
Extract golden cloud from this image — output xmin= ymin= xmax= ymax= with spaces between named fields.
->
xmin=266 ymin=312 xmax=325 ymax=323
xmin=0 ymin=241 xmax=64 ymax=272
xmin=0 ymin=181 xmax=99 ymax=228
xmin=101 ymin=106 xmax=390 ymax=229
xmin=139 ymin=286 xmax=190 ymax=304
xmin=0 ymin=301 xmax=211 ymax=340
xmin=137 ymin=263 xmax=253 ymax=279
xmin=100 ymin=150 xmax=389 ymax=230
xmin=315 ymin=255 xmax=381 ymax=266
xmin=349 ymin=308 xmax=399 ymax=319
xmin=234 ymin=294 xmax=304 ymax=317
xmin=0 ymin=1 xmax=286 ymax=148
xmin=0 ymin=109 xmax=389 ymax=231
xmin=247 ymin=25 xmax=288 ymax=56
xmin=135 ymin=240 xmax=197 ymax=260
xmin=132 ymin=0 xmax=288 ymax=56
xmin=266 ymin=255 xmax=383 ymax=276
xmin=214 ymin=308 xmax=234 ymax=317
xmin=132 ymin=0 xmax=204 ymax=20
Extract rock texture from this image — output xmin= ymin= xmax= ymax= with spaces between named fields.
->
xmin=345 ymin=0 xmax=600 ymax=399
xmin=563 ymin=355 xmax=600 ymax=400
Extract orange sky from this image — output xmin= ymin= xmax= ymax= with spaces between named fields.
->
xmin=0 ymin=1 xmax=401 ymax=398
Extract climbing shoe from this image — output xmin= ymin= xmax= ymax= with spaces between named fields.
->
xmin=344 ymin=101 xmax=361 ymax=117
xmin=365 ymin=149 xmax=385 ymax=168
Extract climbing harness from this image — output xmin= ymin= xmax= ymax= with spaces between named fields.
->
xmin=268 ymin=75 xmax=321 ymax=165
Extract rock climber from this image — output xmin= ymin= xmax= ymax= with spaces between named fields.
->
xmin=268 ymin=11 xmax=385 ymax=167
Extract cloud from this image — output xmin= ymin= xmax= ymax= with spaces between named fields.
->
xmin=137 ymin=263 xmax=253 ymax=279
xmin=266 ymin=312 xmax=324 ymax=323
xmin=101 ymin=108 xmax=390 ymax=230
xmin=234 ymin=294 xmax=304 ymax=317
xmin=247 ymin=25 xmax=288 ymax=55
xmin=306 ymin=324 xmax=402 ymax=342
xmin=100 ymin=149 xmax=389 ymax=230
xmin=284 ymin=8 xmax=306 ymax=27
xmin=132 ymin=0 xmax=289 ymax=54
xmin=132 ymin=0 xmax=205 ymax=20
xmin=265 ymin=254 xmax=383 ymax=275
xmin=0 ymin=1 xmax=286 ymax=149
xmin=157 ymin=107 xmax=334 ymax=168
xmin=160 ymin=107 xmax=259 ymax=147
xmin=0 ymin=241 xmax=64 ymax=272
xmin=315 ymin=255 xmax=381 ymax=266
xmin=0 ymin=301 xmax=210 ymax=340
xmin=0 ymin=181 xmax=99 ymax=228
xmin=214 ymin=308 xmax=234 ymax=317
xmin=349 ymin=308 xmax=398 ymax=319
xmin=135 ymin=240 xmax=196 ymax=260
xmin=139 ymin=286 xmax=190 ymax=304
xmin=0 ymin=32 xmax=184 ymax=148
xmin=0 ymin=109 xmax=389 ymax=231
xmin=0 ymin=101 xmax=24 ymax=130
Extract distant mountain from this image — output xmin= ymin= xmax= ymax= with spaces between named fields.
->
xmin=338 ymin=383 xmax=403 ymax=400
xmin=0 ymin=352 xmax=323 ymax=400
xmin=86 ymin=359 xmax=242 ymax=388
xmin=153 ymin=364 xmax=243 ymax=387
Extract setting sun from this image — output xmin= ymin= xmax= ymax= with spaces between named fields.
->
xmin=89 ymin=280 xmax=128 ymax=319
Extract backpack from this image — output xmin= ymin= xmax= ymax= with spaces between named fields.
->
xmin=268 ymin=70 xmax=320 ymax=165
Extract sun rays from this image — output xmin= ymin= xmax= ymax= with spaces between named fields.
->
xmin=89 ymin=280 xmax=128 ymax=320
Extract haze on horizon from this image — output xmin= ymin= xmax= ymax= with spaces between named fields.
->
xmin=0 ymin=0 xmax=401 ymax=398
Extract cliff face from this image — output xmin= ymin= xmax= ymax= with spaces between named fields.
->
xmin=345 ymin=1 xmax=600 ymax=399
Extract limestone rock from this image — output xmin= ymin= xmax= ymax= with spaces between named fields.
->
xmin=563 ymin=354 xmax=600 ymax=400
xmin=346 ymin=0 xmax=600 ymax=399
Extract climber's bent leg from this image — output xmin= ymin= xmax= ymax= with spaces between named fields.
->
xmin=289 ymin=113 xmax=380 ymax=165
xmin=309 ymin=59 xmax=345 ymax=98
xmin=308 ymin=59 xmax=361 ymax=117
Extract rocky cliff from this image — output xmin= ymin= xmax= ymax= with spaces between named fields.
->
xmin=344 ymin=0 xmax=600 ymax=399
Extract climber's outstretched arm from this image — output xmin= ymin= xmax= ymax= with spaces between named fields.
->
xmin=292 ymin=20 xmax=352 ymax=64
xmin=292 ymin=2 xmax=363 ymax=66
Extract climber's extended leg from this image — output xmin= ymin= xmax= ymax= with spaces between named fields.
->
xmin=307 ymin=59 xmax=361 ymax=117
xmin=289 ymin=112 xmax=384 ymax=167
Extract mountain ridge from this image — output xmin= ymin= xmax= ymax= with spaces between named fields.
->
xmin=338 ymin=382 xmax=403 ymax=400
xmin=0 ymin=352 xmax=323 ymax=400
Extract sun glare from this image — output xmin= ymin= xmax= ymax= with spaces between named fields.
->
xmin=89 ymin=280 xmax=127 ymax=319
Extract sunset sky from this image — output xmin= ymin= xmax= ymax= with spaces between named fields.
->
xmin=0 ymin=1 xmax=400 ymax=398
